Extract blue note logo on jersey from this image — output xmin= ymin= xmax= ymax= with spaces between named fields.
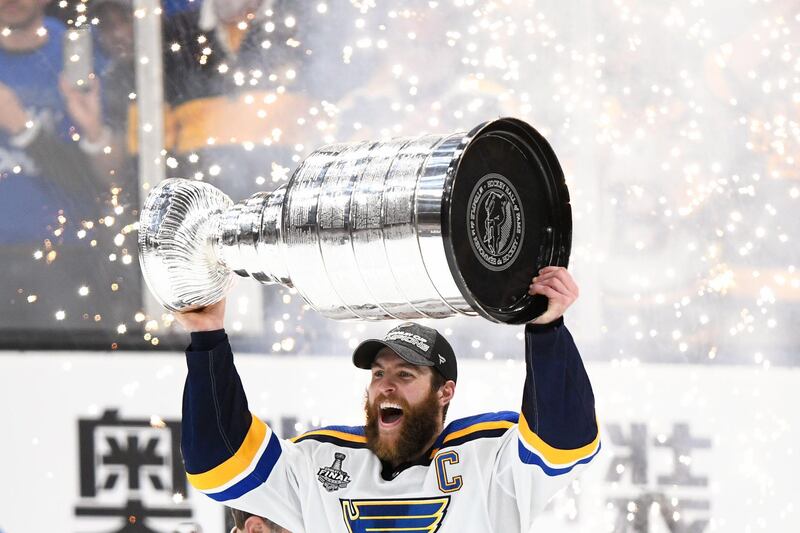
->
xmin=340 ymin=496 xmax=450 ymax=533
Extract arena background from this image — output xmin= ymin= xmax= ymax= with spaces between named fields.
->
xmin=0 ymin=0 xmax=797 ymax=531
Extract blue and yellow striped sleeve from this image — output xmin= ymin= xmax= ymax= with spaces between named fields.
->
xmin=181 ymin=331 xmax=301 ymax=526
xmin=516 ymin=318 xmax=601 ymax=474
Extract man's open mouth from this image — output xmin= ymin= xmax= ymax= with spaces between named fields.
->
xmin=379 ymin=401 xmax=404 ymax=427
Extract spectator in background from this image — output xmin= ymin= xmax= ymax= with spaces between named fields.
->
xmin=160 ymin=0 xmax=349 ymax=353
xmin=162 ymin=0 xmax=316 ymax=200
xmin=88 ymin=0 xmax=140 ymax=201
xmin=0 ymin=0 xmax=138 ymax=344
xmin=90 ymin=0 xmax=136 ymax=152
xmin=0 ymin=0 xmax=113 ymax=203
xmin=228 ymin=507 xmax=291 ymax=533
xmin=161 ymin=1 xmax=374 ymax=353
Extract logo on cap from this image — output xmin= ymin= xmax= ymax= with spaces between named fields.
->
xmin=385 ymin=330 xmax=431 ymax=353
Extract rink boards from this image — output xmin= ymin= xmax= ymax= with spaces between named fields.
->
xmin=0 ymin=352 xmax=796 ymax=533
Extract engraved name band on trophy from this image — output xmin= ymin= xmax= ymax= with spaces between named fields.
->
xmin=138 ymin=117 xmax=572 ymax=324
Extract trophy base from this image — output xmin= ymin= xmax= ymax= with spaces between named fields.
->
xmin=445 ymin=118 xmax=572 ymax=324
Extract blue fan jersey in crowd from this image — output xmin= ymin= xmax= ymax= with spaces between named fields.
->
xmin=0 ymin=16 xmax=100 ymax=244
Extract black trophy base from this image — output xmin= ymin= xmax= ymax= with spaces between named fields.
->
xmin=444 ymin=118 xmax=572 ymax=324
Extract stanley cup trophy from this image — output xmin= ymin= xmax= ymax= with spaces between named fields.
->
xmin=138 ymin=118 xmax=571 ymax=324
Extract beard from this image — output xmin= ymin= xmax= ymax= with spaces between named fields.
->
xmin=364 ymin=389 xmax=442 ymax=466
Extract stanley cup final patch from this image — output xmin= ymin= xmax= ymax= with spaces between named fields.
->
xmin=467 ymin=173 xmax=525 ymax=271
xmin=318 ymin=453 xmax=352 ymax=492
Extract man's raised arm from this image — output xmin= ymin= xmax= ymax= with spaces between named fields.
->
xmin=490 ymin=268 xmax=601 ymax=528
xmin=174 ymin=300 xmax=306 ymax=532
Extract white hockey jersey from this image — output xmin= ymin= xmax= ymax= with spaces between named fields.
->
xmin=181 ymin=320 xmax=600 ymax=532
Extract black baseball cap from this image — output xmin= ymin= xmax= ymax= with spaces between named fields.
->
xmin=352 ymin=323 xmax=457 ymax=383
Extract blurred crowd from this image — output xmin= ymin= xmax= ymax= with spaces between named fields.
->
xmin=0 ymin=0 xmax=796 ymax=362
xmin=0 ymin=0 xmax=140 ymax=347
xmin=0 ymin=0 xmax=360 ymax=349
xmin=0 ymin=0 xmax=471 ymax=352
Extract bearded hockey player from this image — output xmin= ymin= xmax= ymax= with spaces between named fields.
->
xmin=175 ymin=266 xmax=600 ymax=532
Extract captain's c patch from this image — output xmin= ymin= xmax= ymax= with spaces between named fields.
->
xmin=340 ymin=496 xmax=450 ymax=533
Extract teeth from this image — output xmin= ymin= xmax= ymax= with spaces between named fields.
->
xmin=380 ymin=402 xmax=402 ymax=411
